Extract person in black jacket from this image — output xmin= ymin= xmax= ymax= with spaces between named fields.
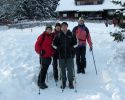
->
xmin=53 ymin=22 xmax=77 ymax=89
xmin=52 ymin=23 xmax=61 ymax=82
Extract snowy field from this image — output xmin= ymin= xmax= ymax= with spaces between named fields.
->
xmin=0 ymin=22 xmax=125 ymax=100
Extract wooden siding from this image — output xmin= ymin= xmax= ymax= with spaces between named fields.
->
xmin=75 ymin=0 xmax=104 ymax=5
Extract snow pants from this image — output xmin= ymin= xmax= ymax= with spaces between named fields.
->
xmin=37 ymin=57 xmax=51 ymax=86
xmin=59 ymin=58 xmax=74 ymax=83
xmin=76 ymin=45 xmax=86 ymax=72
xmin=52 ymin=53 xmax=58 ymax=81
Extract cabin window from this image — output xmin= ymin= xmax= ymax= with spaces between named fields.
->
xmin=108 ymin=11 xmax=114 ymax=15
xmin=75 ymin=0 xmax=103 ymax=5
xmin=77 ymin=1 xmax=80 ymax=5
xmin=63 ymin=13 xmax=67 ymax=17
xmin=93 ymin=1 xmax=98 ymax=5
xmin=75 ymin=13 xmax=78 ymax=17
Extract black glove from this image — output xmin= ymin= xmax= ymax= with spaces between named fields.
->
xmin=90 ymin=47 xmax=93 ymax=52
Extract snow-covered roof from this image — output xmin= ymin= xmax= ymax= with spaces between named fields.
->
xmin=56 ymin=0 xmax=124 ymax=12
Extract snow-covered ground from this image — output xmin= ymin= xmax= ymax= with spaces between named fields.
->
xmin=0 ymin=22 xmax=125 ymax=100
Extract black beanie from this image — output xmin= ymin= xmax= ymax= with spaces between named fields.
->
xmin=46 ymin=25 xmax=52 ymax=30
xmin=61 ymin=22 xmax=68 ymax=26
xmin=55 ymin=23 xmax=61 ymax=27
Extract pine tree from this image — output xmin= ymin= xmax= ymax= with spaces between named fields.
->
xmin=0 ymin=0 xmax=24 ymax=20
xmin=0 ymin=0 xmax=59 ymax=20
xmin=111 ymin=0 xmax=125 ymax=42
xmin=112 ymin=0 xmax=125 ymax=28
xmin=16 ymin=0 xmax=59 ymax=20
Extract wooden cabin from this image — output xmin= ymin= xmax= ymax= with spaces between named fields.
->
xmin=56 ymin=0 xmax=124 ymax=20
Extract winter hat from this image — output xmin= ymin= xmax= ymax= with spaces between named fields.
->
xmin=79 ymin=17 xmax=84 ymax=21
xmin=46 ymin=25 xmax=52 ymax=30
xmin=61 ymin=22 xmax=68 ymax=26
xmin=55 ymin=23 xmax=61 ymax=27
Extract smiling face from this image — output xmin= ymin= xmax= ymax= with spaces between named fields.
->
xmin=78 ymin=20 xmax=84 ymax=25
xmin=46 ymin=28 xmax=52 ymax=34
xmin=61 ymin=24 xmax=68 ymax=33
xmin=55 ymin=26 xmax=61 ymax=32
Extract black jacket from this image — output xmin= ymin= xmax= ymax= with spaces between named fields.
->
xmin=53 ymin=30 xmax=77 ymax=59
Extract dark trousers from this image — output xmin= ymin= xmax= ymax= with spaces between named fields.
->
xmin=52 ymin=53 xmax=58 ymax=80
xmin=59 ymin=58 xmax=74 ymax=83
xmin=37 ymin=57 xmax=51 ymax=86
xmin=76 ymin=45 xmax=86 ymax=72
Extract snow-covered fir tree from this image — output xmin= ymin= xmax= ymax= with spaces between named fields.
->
xmin=112 ymin=0 xmax=125 ymax=28
xmin=17 ymin=0 xmax=58 ymax=19
xmin=17 ymin=0 xmax=59 ymax=20
xmin=0 ymin=0 xmax=59 ymax=20
xmin=0 ymin=0 xmax=15 ymax=20
xmin=110 ymin=0 xmax=125 ymax=42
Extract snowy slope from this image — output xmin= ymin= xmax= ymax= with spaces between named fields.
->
xmin=0 ymin=22 xmax=125 ymax=100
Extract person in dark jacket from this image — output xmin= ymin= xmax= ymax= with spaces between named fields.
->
xmin=52 ymin=23 xmax=61 ymax=82
xmin=53 ymin=22 xmax=77 ymax=89
xmin=35 ymin=26 xmax=54 ymax=89
xmin=73 ymin=17 xmax=92 ymax=74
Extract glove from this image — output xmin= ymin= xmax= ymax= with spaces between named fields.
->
xmin=90 ymin=47 xmax=93 ymax=52
xmin=40 ymin=50 xmax=45 ymax=55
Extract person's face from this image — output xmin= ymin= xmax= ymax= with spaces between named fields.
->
xmin=55 ymin=26 xmax=61 ymax=31
xmin=78 ymin=20 xmax=84 ymax=25
xmin=46 ymin=28 xmax=52 ymax=34
xmin=61 ymin=24 xmax=68 ymax=32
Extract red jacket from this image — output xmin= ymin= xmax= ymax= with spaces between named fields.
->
xmin=35 ymin=31 xmax=54 ymax=58
xmin=73 ymin=25 xmax=92 ymax=47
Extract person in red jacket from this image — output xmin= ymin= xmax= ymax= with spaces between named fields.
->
xmin=73 ymin=17 xmax=92 ymax=74
xmin=35 ymin=26 xmax=54 ymax=89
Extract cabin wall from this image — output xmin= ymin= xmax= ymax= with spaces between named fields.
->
xmin=75 ymin=0 xmax=104 ymax=5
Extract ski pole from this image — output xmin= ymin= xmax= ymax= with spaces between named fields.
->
xmin=38 ymin=55 xmax=41 ymax=95
xmin=59 ymin=50 xmax=64 ymax=92
xmin=73 ymin=64 xmax=77 ymax=93
xmin=53 ymin=57 xmax=58 ymax=86
xmin=46 ymin=72 xmax=49 ymax=83
xmin=59 ymin=62 xmax=64 ymax=92
xmin=91 ymin=49 xmax=98 ymax=75
xmin=71 ymin=48 xmax=77 ymax=93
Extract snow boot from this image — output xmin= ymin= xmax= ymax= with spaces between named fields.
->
xmin=55 ymin=78 xmax=58 ymax=82
xmin=60 ymin=82 xmax=66 ymax=89
xmin=69 ymin=81 xmax=74 ymax=89
xmin=77 ymin=68 xmax=81 ymax=74
xmin=81 ymin=68 xmax=85 ymax=74
xmin=39 ymin=83 xmax=48 ymax=89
